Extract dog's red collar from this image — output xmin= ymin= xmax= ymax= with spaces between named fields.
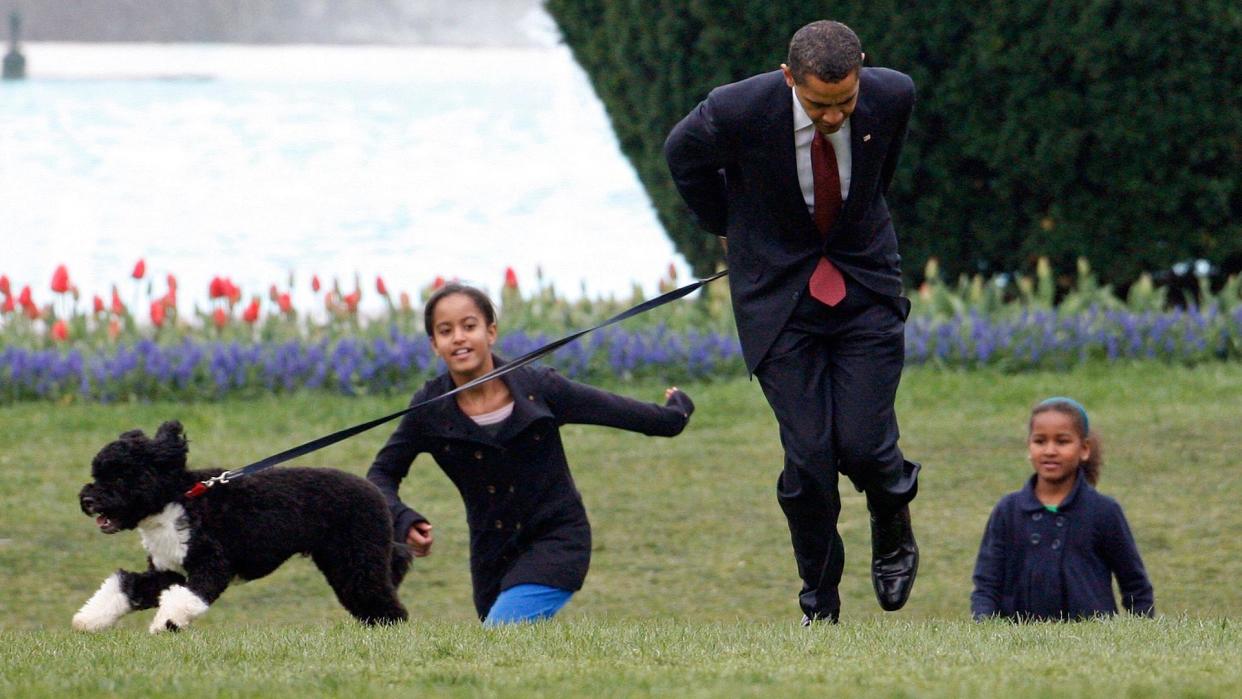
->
xmin=184 ymin=471 xmax=238 ymax=500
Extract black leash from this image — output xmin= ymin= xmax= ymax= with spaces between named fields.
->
xmin=185 ymin=269 xmax=728 ymax=499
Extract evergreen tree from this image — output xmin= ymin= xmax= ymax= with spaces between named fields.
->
xmin=546 ymin=1 xmax=1242 ymax=286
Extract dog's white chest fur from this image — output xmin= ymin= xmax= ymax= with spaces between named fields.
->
xmin=137 ymin=503 xmax=190 ymax=573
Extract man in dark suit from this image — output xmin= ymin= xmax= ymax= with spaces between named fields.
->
xmin=664 ymin=20 xmax=920 ymax=623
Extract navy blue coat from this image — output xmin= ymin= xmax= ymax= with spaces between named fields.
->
xmin=664 ymin=67 xmax=914 ymax=371
xmin=971 ymin=471 xmax=1155 ymax=620
xmin=366 ymin=360 xmax=693 ymax=618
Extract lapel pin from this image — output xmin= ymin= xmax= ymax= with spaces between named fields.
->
xmin=862 ymin=134 xmax=872 ymax=142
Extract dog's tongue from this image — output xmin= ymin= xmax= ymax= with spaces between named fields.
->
xmin=96 ymin=515 xmax=110 ymax=528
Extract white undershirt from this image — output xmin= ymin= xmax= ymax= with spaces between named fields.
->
xmin=791 ymin=87 xmax=852 ymax=210
xmin=469 ymin=401 xmax=514 ymax=426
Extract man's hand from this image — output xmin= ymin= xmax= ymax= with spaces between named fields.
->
xmin=406 ymin=521 xmax=433 ymax=557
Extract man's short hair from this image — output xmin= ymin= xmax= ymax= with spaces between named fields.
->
xmin=787 ymin=20 xmax=863 ymax=84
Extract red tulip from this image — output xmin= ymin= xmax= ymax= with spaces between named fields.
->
xmin=132 ymin=259 xmax=146 ymax=279
xmin=167 ymin=274 xmax=178 ymax=293
xmin=242 ymin=298 xmax=260 ymax=323
xmin=24 ymin=302 xmax=41 ymax=320
xmin=277 ymin=293 xmax=293 ymax=314
xmin=51 ymin=320 xmax=69 ymax=342
xmin=111 ymin=287 xmax=125 ymax=315
xmin=344 ymin=290 xmax=361 ymax=312
xmin=18 ymin=285 xmax=33 ymax=307
xmin=0 ymin=274 xmax=9 ymax=296
xmin=209 ymin=276 xmax=227 ymax=299
xmin=51 ymin=265 xmax=71 ymax=293
xmin=1 ymin=295 xmax=13 ymax=313
xmin=432 ymin=275 xmax=445 ymax=289
xmin=93 ymin=295 xmax=105 ymax=314
xmin=227 ymin=280 xmax=241 ymax=304
xmin=107 ymin=318 xmax=121 ymax=341
xmin=376 ymin=275 xmax=388 ymax=296
xmin=212 ymin=307 xmax=228 ymax=328
xmin=150 ymin=300 xmax=166 ymax=327
xmin=504 ymin=267 xmax=519 ymax=290
xmin=668 ymin=262 xmax=678 ymax=281
xmin=269 ymin=284 xmax=280 ymax=302
xmin=311 ymin=275 xmax=321 ymax=292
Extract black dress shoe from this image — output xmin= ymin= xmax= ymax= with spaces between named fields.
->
xmin=800 ymin=610 xmax=840 ymax=626
xmin=870 ymin=504 xmax=918 ymax=611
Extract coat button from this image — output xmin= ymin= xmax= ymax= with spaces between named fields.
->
xmin=1051 ymin=539 xmax=1062 ymax=550
xmin=443 ymin=444 xmax=451 ymax=453
xmin=474 ymin=450 xmax=483 ymax=460
xmin=508 ymin=485 xmax=515 ymax=493
xmin=494 ymin=520 xmax=503 ymax=529
xmin=1055 ymin=516 xmax=1065 ymax=527
xmin=515 ymin=522 xmax=522 ymax=531
xmin=1032 ymin=512 xmax=1043 ymax=521
xmin=533 ymin=433 xmax=542 ymax=442
xmin=528 ymin=394 xmax=535 ymax=401
xmin=486 ymin=485 xmax=496 ymax=494
xmin=1030 ymin=533 xmax=1041 ymax=545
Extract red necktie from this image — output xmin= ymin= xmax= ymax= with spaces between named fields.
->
xmin=809 ymin=131 xmax=846 ymax=306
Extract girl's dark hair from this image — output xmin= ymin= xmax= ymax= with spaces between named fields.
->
xmin=422 ymin=283 xmax=497 ymax=337
xmin=1029 ymin=400 xmax=1104 ymax=485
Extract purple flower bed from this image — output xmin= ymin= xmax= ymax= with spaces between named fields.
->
xmin=3 ymin=306 xmax=1239 ymax=403
xmin=0 ymin=325 xmax=746 ymax=403
xmin=905 ymin=304 xmax=1242 ymax=370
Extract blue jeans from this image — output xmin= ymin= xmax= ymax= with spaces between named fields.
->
xmin=483 ymin=584 xmax=574 ymax=626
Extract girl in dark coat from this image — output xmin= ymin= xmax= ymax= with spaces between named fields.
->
xmin=970 ymin=397 xmax=1154 ymax=621
xmin=367 ymin=283 xmax=694 ymax=625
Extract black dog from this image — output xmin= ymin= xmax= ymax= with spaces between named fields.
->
xmin=74 ymin=421 xmax=411 ymax=633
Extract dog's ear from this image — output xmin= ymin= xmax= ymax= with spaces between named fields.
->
xmin=151 ymin=420 xmax=189 ymax=468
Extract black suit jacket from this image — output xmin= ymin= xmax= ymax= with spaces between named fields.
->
xmin=664 ymin=67 xmax=915 ymax=371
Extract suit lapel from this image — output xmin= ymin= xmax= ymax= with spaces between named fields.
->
xmin=840 ymin=75 xmax=880 ymax=226
xmin=760 ymin=77 xmax=818 ymax=237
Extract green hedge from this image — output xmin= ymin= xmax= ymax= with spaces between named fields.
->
xmin=546 ymin=1 xmax=1242 ymax=286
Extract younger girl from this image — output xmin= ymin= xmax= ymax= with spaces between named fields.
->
xmin=970 ymin=397 xmax=1154 ymax=621
xmin=367 ymin=283 xmax=694 ymax=625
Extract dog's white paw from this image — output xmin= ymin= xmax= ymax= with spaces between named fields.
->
xmin=149 ymin=585 xmax=208 ymax=634
xmin=73 ymin=573 xmax=131 ymax=632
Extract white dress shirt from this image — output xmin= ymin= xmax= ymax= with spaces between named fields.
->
xmin=791 ymin=87 xmax=852 ymax=212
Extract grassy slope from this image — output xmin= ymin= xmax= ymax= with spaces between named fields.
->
xmin=1 ymin=364 xmax=1240 ymax=695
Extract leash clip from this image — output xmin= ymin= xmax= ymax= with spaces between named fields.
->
xmin=184 ymin=470 xmax=239 ymax=500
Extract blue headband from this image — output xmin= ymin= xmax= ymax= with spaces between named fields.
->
xmin=1037 ymin=396 xmax=1089 ymax=435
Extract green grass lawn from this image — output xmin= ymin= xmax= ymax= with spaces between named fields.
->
xmin=2 ymin=363 xmax=1240 ymax=696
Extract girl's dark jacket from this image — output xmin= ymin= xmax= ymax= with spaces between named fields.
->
xmin=970 ymin=470 xmax=1155 ymax=621
xmin=366 ymin=359 xmax=694 ymax=619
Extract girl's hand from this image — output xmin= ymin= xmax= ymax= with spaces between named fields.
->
xmin=407 ymin=521 xmax=434 ymax=557
xmin=664 ymin=386 xmax=695 ymax=419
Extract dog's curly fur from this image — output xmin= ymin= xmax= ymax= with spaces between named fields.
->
xmin=74 ymin=420 xmax=411 ymax=633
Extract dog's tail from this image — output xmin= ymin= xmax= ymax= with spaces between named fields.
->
xmin=390 ymin=542 xmax=413 ymax=588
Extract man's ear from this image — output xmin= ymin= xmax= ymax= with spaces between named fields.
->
xmin=781 ymin=63 xmax=795 ymax=88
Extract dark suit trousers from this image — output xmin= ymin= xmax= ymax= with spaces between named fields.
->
xmin=754 ymin=275 xmax=920 ymax=618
